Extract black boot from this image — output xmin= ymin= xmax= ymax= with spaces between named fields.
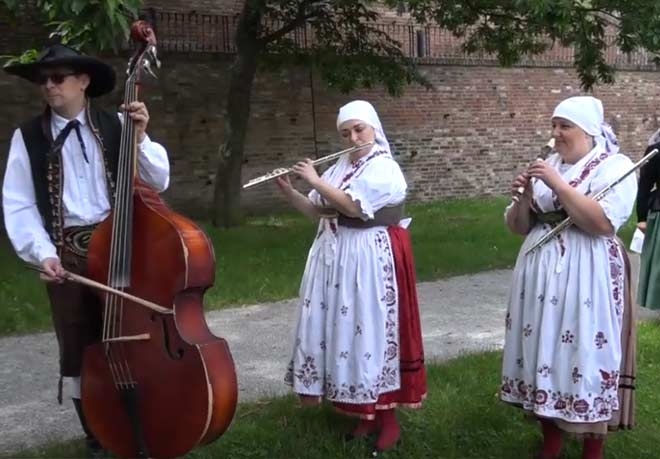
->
xmin=72 ymin=398 xmax=107 ymax=459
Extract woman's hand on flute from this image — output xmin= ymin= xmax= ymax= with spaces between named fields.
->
xmin=511 ymin=171 xmax=532 ymax=204
xmin=506 ymin=170 xmax=533 ymax=235
xmin=276 ymin=175 xmax=294 ymax=198
xmin=292 ymin=158 xmax=321 ymax=186
xmin=527 ymin=159 xmax=563 ymax=191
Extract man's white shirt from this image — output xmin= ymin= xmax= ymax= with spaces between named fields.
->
xmin=2 ymin=108 xmax=170 ymax=265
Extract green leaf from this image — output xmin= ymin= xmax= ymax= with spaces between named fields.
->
xmin=2 ymin=0 xmax=20 ymax=9
xmin=1 ymin=48 xmax=40 ymax=67
xmin=391 ymin=0 xmax=660 ymax=89
xmin=71 ymin=0 xmax=87 ymax=14
xmin=116 ymin=12 xmax=130 ymax=37
xmin=3 ymin=0 xmax=144 ymax=56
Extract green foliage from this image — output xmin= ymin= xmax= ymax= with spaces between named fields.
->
xmin=5 ymin=0 xmax=660 ymax=95
xmin=245 ymin=0 xmax=432 ymax=95
xmin=0 ymin=48 xmax=41 ymax=67
xmin=389 ymin=0 xmax=660 ymax=90
xmin=1 ymin=0 xmax=19 ymax=9
xmin=2 ymin=0 xmax=142 ymax=65
xmin=236 ymin=0 xmax=660 ymax=93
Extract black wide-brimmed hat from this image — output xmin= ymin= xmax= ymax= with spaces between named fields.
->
xmin=3 ymin=44 xmax=116 ymax=97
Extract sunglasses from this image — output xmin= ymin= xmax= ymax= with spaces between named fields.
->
xmin=36 ymin=71 xmax=77 ymax=85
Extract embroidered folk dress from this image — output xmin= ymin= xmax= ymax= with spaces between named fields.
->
xmin=500 ymin=147 xmax=638 ymax=425
xmin=284 ymin=146 xmax=408 ymax=407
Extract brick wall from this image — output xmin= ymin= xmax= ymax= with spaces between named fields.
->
xmin=0 ymin=2 xmax=49 ymax=54
xmin=142 ymin=1 xmax=409 ymax=18
xmin=2 ymin=54 xmax=658 ymax=218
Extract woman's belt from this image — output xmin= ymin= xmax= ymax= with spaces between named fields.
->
xmin=62 ymin=224 xmax=97 ymax=257
xmin=318 ymin=204 xmax=404 ymax=228
xmin=531 ymin=209 xmax=568 ymax=225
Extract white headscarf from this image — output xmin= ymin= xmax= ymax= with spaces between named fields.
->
xmin=336 ymin=100 xmax=391 ymax=154
xmin=552 ymin=95 xmax=620 ymax=155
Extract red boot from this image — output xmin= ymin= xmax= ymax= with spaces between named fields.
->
xmin=371 ymin=409 xmax=400 ymax=456
xmin=535 ymin=419 xmax=563 ymax=459
xmin=582 ymin=438 xmax=604 ymax=459
xmin=345 ymin=418 xmax=379 ymax=441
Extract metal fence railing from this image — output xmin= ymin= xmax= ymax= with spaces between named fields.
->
xmin=2 ymin=6 xmax=656 ymax=70
xmin=153 ymin=11 xmax=238 ymax=53
xmin=147 ymin=11 xmax=658 ymax=70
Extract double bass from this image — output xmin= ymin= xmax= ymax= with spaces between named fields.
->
xmin=80 ymin=21 xmax=238 ymax=459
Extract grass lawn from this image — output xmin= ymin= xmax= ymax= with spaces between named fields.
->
xmin=0 ymin=197 xmax=637 ymax=336
xmin=6 ymin=320 xmax=658 ymax=459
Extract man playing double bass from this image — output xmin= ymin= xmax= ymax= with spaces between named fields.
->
xmin=1 ymin=43 xmax=170 ymax=458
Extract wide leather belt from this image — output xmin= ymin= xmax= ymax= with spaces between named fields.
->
xmin=318 ymin=204 xmax=405 ymax=229
xmin=532 ymin=210 xmax=568 ymax=225
xmin=62 ymin=224 xmax=97 ymax=257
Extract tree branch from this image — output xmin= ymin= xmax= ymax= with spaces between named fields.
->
xmin=259 ymin=1 xmax=326 ymax=44
xmin=579 ymin=8 xmax=621 ymax=25
xmin=463 ymin=0 xmax=528 ymax=25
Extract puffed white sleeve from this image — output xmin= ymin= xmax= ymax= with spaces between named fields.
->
xmin=343 ymin=156 xmax=407 ymax=220
xmin=2 ymin=128 xmax=58 ymax=264
xmin=589 ymin=154 xmax=638 ymax=232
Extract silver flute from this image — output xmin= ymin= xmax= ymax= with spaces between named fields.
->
xmin=242 ymin=142 xmax=374 ymax=190
xmin=511 ymin=138 xmax=555 ymax=203
xmin=525 ymin=147 xmax=660 ymax=255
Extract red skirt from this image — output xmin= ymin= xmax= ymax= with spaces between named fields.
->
xmin=333 ymin=226 xmax=427 ymax=419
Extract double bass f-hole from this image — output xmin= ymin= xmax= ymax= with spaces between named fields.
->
xmin=160 ymin=318 xmax=184 ymax=360
xmin=148 ymin=312 xmax=185 ymax=360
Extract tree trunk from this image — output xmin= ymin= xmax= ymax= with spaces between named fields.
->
xmin=211 ymin=6 xmax=261 ymax=228
xmin=211 ymin=51 xmax=258 ymax=227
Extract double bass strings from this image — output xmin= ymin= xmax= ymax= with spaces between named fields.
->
xmin=104 ymin=64 xmax=142 ymax=388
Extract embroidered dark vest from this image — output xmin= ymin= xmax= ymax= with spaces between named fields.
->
xmin=19 ymin=104 xmax=121 ymax=251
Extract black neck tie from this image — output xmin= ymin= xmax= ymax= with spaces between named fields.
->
xmin=51 ymin=119 xmax=89 ymax=163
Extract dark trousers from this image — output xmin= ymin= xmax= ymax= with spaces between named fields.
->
xmin=46 ymin=246 xmax=103 ymax=379
xmin=44 ymin=229 xmax=105 ymax=453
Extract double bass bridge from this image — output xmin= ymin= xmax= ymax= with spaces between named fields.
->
xmin=103 ymin=333 xmax=151 ymax=343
